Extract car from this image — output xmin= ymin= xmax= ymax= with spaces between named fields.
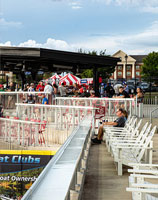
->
xmin=139 ymin=82 xmax=150 ymax=92
xmin=127 ymin=85 xmax=136 ymax=94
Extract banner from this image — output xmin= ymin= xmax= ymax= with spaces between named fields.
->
xmin=0 ymin=150 xmax=56 ymax=200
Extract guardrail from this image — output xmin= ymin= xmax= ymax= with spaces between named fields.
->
xmin=55 ymin=97 xmax=137 ymax=117
xmin=0 ymin=91 xmax=51 ymax=110
xmin=22 ymin=116 xmax=93 ymax=200
xmin=137 ymin=103 xmax=158 ymax=118
xmin=16 ymin=103 xmax=96 ymax=131
xmin=0 ymin=117 xmax=48 ymax=147
xmin=150 ymin=107 xmax=158 ymax=123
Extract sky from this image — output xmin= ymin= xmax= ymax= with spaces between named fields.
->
xmin=0 ymin=0 xmax=158 ymax=55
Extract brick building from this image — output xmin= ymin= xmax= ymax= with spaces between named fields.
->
xmin=111 ymin=50 xmax=147 ymax=81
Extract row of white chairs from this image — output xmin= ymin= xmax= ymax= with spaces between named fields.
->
xmin=103 ymin=116 xmax=157 ymax=176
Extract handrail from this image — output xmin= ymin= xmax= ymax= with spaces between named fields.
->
xmin=150 ymin=107 xmax=158 ymax=123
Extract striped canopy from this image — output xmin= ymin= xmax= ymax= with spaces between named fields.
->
xmin=59 ymin=73 xmax=80 ymax=85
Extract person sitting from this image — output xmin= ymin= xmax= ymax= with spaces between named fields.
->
xmin=24 ymin=95 xmax=35 ymax=104
xmin=91 ymin=108 xmax=126 ymax=144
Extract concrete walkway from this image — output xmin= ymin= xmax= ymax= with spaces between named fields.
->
xmin=82 ymin=130 xmax=158 ymax=200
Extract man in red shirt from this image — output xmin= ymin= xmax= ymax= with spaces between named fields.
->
xmin=36 ymin=81 xmax=45 ymax=91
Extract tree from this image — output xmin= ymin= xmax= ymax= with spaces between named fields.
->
xmin=79 ymin=49 xmax=114 ymax=79
xmin=141 ymin=52 xmax=158 ymax=84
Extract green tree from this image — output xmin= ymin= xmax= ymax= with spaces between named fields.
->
xmin=78 ymin=49 xmax=114 ymax=79
xmin=141 ymin=52 xmax=158 ymax=83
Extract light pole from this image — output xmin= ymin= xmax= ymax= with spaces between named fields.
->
xmin=125 ymin=54 xmax=128 ymax=81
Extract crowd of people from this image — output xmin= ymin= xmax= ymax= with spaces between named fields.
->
xmin=0 ymin=80 xmax=144 ymax=108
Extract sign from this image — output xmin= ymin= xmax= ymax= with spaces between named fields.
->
xmin=81 ymin=79 xmax=87 ymax=84
xmin=95 ymin=106 xmax=105 ymax=119
xmin=0 ymin=150 xmax=56 ymax=199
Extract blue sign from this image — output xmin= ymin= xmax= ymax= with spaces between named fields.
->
xmin=81 ymin=79 xmax=87 ymax=84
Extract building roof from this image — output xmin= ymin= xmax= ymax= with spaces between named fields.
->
xmin=130 ymin=55 xmax=147 ymax=63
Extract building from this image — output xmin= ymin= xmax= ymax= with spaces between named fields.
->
xmin=111 ymin=50 xmax=147 ymax=81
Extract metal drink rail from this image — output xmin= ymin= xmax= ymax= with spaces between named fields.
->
xmin=16 ymin=103 xmax=96 ymax=131
xmin=0 ymin=91 xmax=51 ymax=110
xmin=55 ymin=97 xmax=137 ymax=116
xmin=22 ymin=116 xmax=93 ymax=200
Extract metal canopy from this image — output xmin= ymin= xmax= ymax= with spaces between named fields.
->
xmin=0 ymin=46 xmax=120 ymax=95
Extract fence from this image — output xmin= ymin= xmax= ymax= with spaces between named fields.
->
xmin=143 ymin=96 xmax=158 ymax=104
xmin=16 ymin=103 xmax=96 ymax=130
xmin=137 ymin=103 xmax=158 ymax=118
xmin=55 ymin=97 xmax=137 ymax=117
xmin=0 ymin=91 xmax=51 ymax=110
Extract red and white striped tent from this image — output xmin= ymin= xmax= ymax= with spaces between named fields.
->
xmin=50 ymin=74 xmax=62 ymax=80
xmin=59 ymin=73 xmax=80 ymax=86
xmin=45 ymin=74 xmax=62 ymax=84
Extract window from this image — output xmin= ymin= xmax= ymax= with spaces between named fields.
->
xmin=118 ymin=66 xmax=122 ymax=70
xmin=136 ymin=65 xmax=140 ymax=70
xmin=136 ymin=72 xmax=140 ymax=76
xmin=127 ymin=65 xmax=131 ymax=70
xmin=118 ymin=72 xmax=122 ymax=76
xmin=127 ymin=72 xmax=131 ymax=76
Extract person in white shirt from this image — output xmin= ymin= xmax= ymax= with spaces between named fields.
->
xmin=44 ymin=82 xmax=54 ymax=104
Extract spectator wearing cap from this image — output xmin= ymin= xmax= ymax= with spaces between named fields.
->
xmin=123 ymin=82 xmax=129 ymax=94
xmin=28 ymin=83 xmax=35 ymax=92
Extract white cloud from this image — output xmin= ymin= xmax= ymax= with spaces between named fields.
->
xmin=0 ymin=41 xmax=12 ymax=46
xmin=1 ymin=21 xmax=158 ymax=55
xmin=92 ymin=0 xmax=158 ymax=13
xmin=0 ymin=18 xmax=22 ymax=28
xmin=18 ymin=38 xmax=74 ymax=51
xmin=69 ymin=1 xmax=82 ymax=9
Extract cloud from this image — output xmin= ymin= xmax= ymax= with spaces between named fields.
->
xmin=18 ymin=38 xmax=74 ymax=51
xmin=1 ymin=21 xmax=158 ymax=55
xmin=93 ymin=0 xmax=158 ymax=13
xmin=69 ymin=1 xmax=82 ymax=9
xmin=0 ymin=18 xmax=22 ymax=28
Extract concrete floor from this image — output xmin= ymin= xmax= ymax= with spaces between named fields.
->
xmin=82 ymin=125 xmax=158 ymax=200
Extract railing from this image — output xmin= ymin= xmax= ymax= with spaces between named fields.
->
xmin=137 ymin=103 xmax=158 ymax=118
xmin=55 ymin=97 xmax=137 ymax=117
xmin=0 ymin=117 xmax=48 ymax=148
xmin=16 ymin=103 xmax=96 ymax=131
xmin=22 ymin=116 xmax=92 ymax=200
xmin=143 ymin=96 xmax=158 ymax=105
xmin=150 ymin=107 xmax=158 ymax=123
xmin=0 ymin=91 xmax=51 ymax=110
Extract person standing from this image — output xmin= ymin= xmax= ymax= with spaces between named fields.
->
xmin=44 ymin=82 xmax=53 ymax=104
xmin=59 ymin=83 xmax=67 ymax=97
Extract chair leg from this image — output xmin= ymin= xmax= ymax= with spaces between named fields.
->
xmin=118 ymin=160 xmax=123 ymax=176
